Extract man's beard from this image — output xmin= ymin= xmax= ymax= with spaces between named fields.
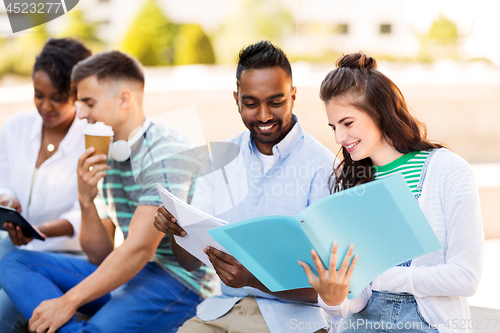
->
xmin=248 ymin=118 xmax=291 ymax=145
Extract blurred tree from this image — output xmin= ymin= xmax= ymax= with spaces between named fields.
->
xmin=122 ymin=0 xmax=177 ymax=66
xmin=174 ymin=24 xmax=216 ymax=65
xmin=0 ymin=25 xmax=50 ymax=77
xmin=60 ymin=9 xmax=103 ymax=51
xmin=246 ymin=0 xmax=294 ymax=41
xmin=418 ymin=15 xmax=460 ymax=62
xmin=428 ymin=15 xmax=459 ymax=45
xmin=0 ymin=36 xmax=7 ymax=76
xmin=214 ymin=0 xmax=294 ymax=63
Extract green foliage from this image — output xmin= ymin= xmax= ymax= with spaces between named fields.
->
xmin=418 ymin=15 xmax=460 ymax=62
xmin=287 ymin=50 xmax=343 ymax=64
xmin=214 ymin=0 xmax=295 ymax=64
xmin=122 ymin=0 xmax=177 ymax=66
xmin=467 ymin=57 xmax=493 ymax=64
xmin=0 ymin=8 xmax=105 ymax=78
xmin=0 ymin=25 xmax=50 ymax=77
xmin=243 ymin=0 xmax=295 ymax=41
xmin=59 ymin=9 xmax=103 ymax=52
xmin=174 ymin=24 xmax=215 ymax=65
xmin=427 ymin=15 xmax=459 ymax=46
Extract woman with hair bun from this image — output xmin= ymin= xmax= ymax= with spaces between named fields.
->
xmin=299 ymin=52 xmax=484 ymax=332
xmin=0 ymin=38 xmax=91 ymax=332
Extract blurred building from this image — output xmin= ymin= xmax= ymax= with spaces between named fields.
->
xmin=287 ymin=0 xmax=419 ymax=58
xmin=1 ymin=0 xmax=499 ymax=65
xmin=286 ymin=0 xmax=500 ymax=64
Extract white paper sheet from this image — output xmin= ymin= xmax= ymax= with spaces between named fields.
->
xmin=157 ymin=183 xmax=228 ymax=269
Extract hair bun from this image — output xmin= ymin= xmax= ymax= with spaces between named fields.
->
xmin=336 ymin=52 xmax=377 ymax=70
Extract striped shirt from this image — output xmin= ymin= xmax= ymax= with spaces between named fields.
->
xmin=373 ymin=150 xmax=431 ymax=198
xmin=95 ymin=122 xmax=216 ymax=298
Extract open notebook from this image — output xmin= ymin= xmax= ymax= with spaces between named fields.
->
xmin=158 ymin=174 xmax=441 ymax=298
xmin=207 ymin=174 xmax=441 ymax=299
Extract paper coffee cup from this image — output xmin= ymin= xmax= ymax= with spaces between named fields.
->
xmin=84 ymin=122 xmax=114 ymax=164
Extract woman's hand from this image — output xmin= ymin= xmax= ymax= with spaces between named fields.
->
xmin=298 ymin=242 xmax=358 ymax=306
xmin=3 ymin=222 xmax=46 ymax=246
xmin=0 ymin=195 xmax=22 ymax=213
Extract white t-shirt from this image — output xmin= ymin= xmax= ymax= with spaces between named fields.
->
xmin=255 ymin=147 xmax=275 ymax=174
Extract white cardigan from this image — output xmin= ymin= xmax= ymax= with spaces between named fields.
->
xmin=319 ymin=148 xmax=484 ymax=333
xmin=0 ymin=111 xmax=85 ymax=252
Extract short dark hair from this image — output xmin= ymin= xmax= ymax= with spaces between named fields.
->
xmin=33 ymin=38 xmax=91 ymax=101
xmin=236 ymin=41 xmax=292 ymax=85
xmin=71 ymin=51 xmax=145 ymax=89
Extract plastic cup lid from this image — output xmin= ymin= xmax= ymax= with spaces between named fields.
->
xmin=84 ymin=122 xmax=114 ymax=137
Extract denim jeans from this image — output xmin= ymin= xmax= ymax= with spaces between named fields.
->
xmin=0 ymin=236 xmax=27 ymax=333
xmin=339 ymin=291 xmax=438 ymax=333
xmin=0 ymin=250 xmax=203 ymax=333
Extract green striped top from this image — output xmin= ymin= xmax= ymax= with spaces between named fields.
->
xmin=373 ymin=150 xmax=431 ymax=198
xmin=95 ymin=123 xmax=216 ymax=298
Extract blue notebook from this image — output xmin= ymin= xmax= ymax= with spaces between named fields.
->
xmin=208 ymin=174 xmax=441 ymax=299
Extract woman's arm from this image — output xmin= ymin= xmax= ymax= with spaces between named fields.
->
xmin=37 ymin=219 xmax=74 ymax=237
xmin=3 ymin=197 xmax=82 ymax=246
xmin=318 ymin=286 xmax=371 ymax=319
xmin=371 ymin=167 xmax=484 ymax=297
xmin=0 ymin=119 xmax=16 ymax=200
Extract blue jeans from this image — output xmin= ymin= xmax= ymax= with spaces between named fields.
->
xmin=339 ymin=291 xmax=438 ymax=332
xmin=0 ymin=236 xmax=27 ymax=333
xmin=0 ymin=250 xmax=203 ymax=333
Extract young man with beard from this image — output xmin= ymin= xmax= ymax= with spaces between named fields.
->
xmin=154 ymin=41 xmax=335 ymax=333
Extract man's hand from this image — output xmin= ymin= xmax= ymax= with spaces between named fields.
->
xmin=298 ymin=242 xmax=358 ymax=306
xmin=205 ymin=246 xmax=258 ymax=289
xmin=207 ymin=247 xmax=318 ymax=303
xmin=154 ymin=205 xmax=203 ymax=271
xmin=153 ymin=205 xmax=186 ymax=237
xmin=0 ymin=194 xmax=22 ymax=213
xmin=77 ymin=148 xmax=109 ymax=206
xmin=29 ymin=295 xmax=78 ymax=333
xmin=2 ymin=222 xmax=46 ymax=246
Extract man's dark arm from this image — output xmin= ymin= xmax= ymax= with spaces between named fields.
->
xmin=206 ymin=246 xmax=318 ymax=303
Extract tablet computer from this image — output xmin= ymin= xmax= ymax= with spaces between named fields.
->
xmin=0 ymin=205 xmax=45 ymax=241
